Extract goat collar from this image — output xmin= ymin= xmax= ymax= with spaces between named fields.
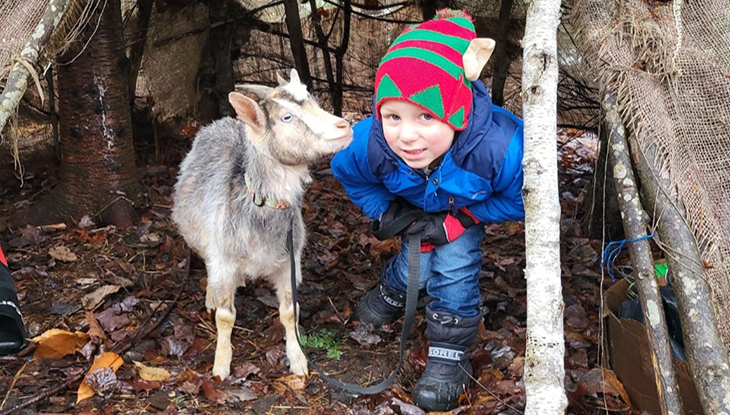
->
xmin=244 ymin=172 xmax=292 ymax=210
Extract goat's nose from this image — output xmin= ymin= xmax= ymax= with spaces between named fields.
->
xmin=335 ymin=120 xmax=349 ymax=129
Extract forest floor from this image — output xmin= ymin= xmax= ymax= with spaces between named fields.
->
xmin=0 ymin=127 xmax=633 ymax=415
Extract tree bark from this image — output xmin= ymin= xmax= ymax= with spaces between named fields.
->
xmin=521 ymin=0 xmax=567 ymax=414
xmin=308 ymin=0 xmax=337 ymax=110
xmin=11 ymin=0 xmax=139 ymax=228
xmin=630 ymin=115 xmax=730 ymax=415
xmin=333 ymin=0 xmax=351 ymax=116
xmin=208 ymin=0 xmax=235 ymax=118
xmin=584 ymin=124 xmax=624 ymax=240
xmin=491 ymin=0 xmax=515 ymax=107
xmin=0 ymin=0 xmax=71 ymax=133
xmin=420 ymin=0 xmax=450 ymax=21
xmin=604 ymin=92 xmax=684 ymax=415
xmin=282 ymin=0 xmax=313 ymax=89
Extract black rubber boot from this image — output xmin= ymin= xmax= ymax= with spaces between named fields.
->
xmin=353 ymin=274 xmax=406 ymax=328
xmin=412 ymin=306 xmax=481 ymax=412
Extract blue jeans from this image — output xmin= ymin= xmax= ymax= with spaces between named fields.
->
xmin=384 ymin=225 xmax=485 ymax=317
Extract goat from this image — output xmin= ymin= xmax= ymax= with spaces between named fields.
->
xmin=172 ymin=70 xmax=352 ymax=379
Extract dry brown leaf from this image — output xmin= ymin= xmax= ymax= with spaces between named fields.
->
xmin=77 ymin=352 xmax=123 ymax=403
xmin=85 ymin=311 xmax=107 ymax=340
xmin=279 ymin=374 xmax=307 ymax=390
xmin=49 ymin=245 xmax=78 ymax=262
xmin=32 ymin=329 xmax=90 ymax=359
xmin=134 ymin=361 xmax=172 ymax=382
xmin=473 ymin=395 xmax=495 ymax=405
xmin=82 ymin=285 xmax=120 ymax=309
xmin=601 ymin=367 xmax=632 ymax=407
xmin=202 ymin=381 xmax=227 ymax=404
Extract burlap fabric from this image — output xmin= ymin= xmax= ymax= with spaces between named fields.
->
xmin=572 ymin=0 xmax=730 ymax=345
xmin=121 ymin=0 xmax=208 ymax=122
xmin=0 ymin=0 xmax=47 ymax=80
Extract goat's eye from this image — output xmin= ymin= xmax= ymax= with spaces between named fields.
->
xmin=281 ymin=114 xmax=293 ymax=123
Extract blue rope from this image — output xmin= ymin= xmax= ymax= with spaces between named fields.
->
xmin=600 ymin=234 xmax=654 ymax=281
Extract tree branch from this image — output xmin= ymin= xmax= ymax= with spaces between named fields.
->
xmin=321 ymin=0 xmax=419 ymax=24
xmin=0 ymin=0 xmax=71 ymax=134
xmin=604 ymin=92 xmax=684 ymax=415
xmin=630 ymin=97 xmax=730 ymax=415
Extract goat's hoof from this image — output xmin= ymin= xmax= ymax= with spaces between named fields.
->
xmin=212 ymin=364 xmax=230 ymax=380
xmin=289 ymin=354 xmax=309 ymax=376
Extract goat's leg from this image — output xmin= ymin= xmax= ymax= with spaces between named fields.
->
xmin=206 ymin=256 xmax=237 ymax=380
xmin=275 ymin=258 xmax=308 ymax=376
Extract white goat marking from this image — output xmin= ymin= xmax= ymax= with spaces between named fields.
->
xmin=274 ymin=99 xmax=328 ymax=136
xmin=283 ymin=80 xmax=309 ymax=102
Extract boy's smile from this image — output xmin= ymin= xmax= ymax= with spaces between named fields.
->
xmin=380 ymin=101 xmax=456 ymax=170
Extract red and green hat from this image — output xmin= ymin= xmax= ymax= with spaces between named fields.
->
xmin=374 ymin=9 xmax=476 ymax=131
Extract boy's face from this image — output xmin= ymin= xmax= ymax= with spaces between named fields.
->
xmin=380 ymin=100 xmax=456 ymax=170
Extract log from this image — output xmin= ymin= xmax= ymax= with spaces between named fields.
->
xmin=604 ymin=92 xmax=684 ymax=415
xmin=629 ymin=102 xmax=730 ymax=415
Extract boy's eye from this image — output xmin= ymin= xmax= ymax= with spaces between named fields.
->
xmin=421 ymin=113 xmax=433 ymax=121
xmin=386 ymin=114 xmax=400 ymax=121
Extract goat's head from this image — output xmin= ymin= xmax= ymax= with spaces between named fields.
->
xmin=228 ymin=70 xmax=352 ymax=166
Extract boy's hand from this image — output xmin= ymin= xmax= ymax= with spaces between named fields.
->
xmin=371 ymin=198 xmax=426 ymax=240
xmin=407 ymin=208 xmax=479 ymax=246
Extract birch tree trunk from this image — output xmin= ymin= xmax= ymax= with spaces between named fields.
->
xmin=521 ymin=0 xmax=567 ymax=414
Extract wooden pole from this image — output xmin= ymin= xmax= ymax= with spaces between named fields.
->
xmin=604 ymin=92 xmax=684 ymax=415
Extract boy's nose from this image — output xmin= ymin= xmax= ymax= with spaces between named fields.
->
xmin=400 ymin=123 xmax=419 ymax=142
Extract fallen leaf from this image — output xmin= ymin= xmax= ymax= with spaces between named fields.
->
xmin=601 ymin=367 xmax=632 ymax=407
xmin=32 ymin=329 xmax=90 ymax=359
xmin=202 ymin=381 xmax=228 ymax=404
xmin=348 ymin=324 xmax=383 ymax=346
xmin=82 ymin=285 xmax=121 ymax=309
xmin=391 ymin=398 xmax=425 ymax=415
xmin=77 ymin=352 xmax=123 ymax=403
xmin=112 ymin=296 xmax=139 ymax=313
xmin=233 ymin=363 xmax=261 ymax=379
xmin=49 ymin=245 xmax=78 ymax=262
xmin=85 ymin=311 xmax=107 ymax=340
xmin=131 ymin=379 xmax=163 ymax=393
xmin=96 ymin=307 xmax=131 ymax=332
xmin=276 ymin=374 xmax=306 ymax=391
xmin=134 ymin=361 xmax=172 ymax=382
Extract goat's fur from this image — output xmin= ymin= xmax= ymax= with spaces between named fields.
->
xmin=172 ymin=70 xmax=352 ymax=379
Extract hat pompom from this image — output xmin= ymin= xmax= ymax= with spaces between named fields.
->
xmin=434 ymin=9 xmax=473 ymax=22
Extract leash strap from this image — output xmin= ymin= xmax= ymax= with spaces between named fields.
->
xmin=288 ymin=223 xmax=420 ymax=395
xmin=371 ymin=210 xmax=426 ymax=241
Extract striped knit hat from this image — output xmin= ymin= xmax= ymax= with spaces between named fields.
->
xmin=374 ymin=9 xmax=476 ymax=131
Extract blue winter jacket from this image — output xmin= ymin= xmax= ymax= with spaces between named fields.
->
xmin=331 ymin=80 xmax=525 ymax=223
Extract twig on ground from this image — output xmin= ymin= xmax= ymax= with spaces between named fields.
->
xmin=459 ymin=363 xmax=524 ymax=414
xmin=1 ymin=362 xmax=28 ymax=410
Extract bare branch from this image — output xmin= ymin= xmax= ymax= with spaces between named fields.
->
xmin=0 ymin=0 xmax=72 ymax=134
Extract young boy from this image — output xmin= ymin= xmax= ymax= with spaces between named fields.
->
xmin=331 ymin=10 xmax=524 ymax=411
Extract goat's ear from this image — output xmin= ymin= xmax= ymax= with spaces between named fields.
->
xmin=229 ymin=92 xmax=266 ymax=133
xmin=276 ymin=72 xmax=287 ymax=86
xmin=463 ymin=38 xmax=496 ymax=81
xmin=289 ymin=69 xmax=301 ymax=85
xmin=234 ymin=84 xmax=272 ymax=100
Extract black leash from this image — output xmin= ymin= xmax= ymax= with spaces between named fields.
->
xmin=288 ymin=221 xmax=420 ymax=394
